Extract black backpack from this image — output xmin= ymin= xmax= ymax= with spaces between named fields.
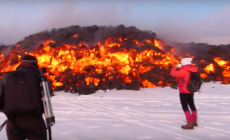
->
xmin=186 ymin=71 xmax=203 ymax=92
xmin=1 ymin=68 xmax=42 ymax=115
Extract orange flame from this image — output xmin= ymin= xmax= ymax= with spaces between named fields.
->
xmin=213 ymin=57 xmax=230 ymax=78
xmin=204 ymin=64 xmax=215 ymax=73
xmin=73 ymin=34 xmax=78 ymax=37
xmin=200 ymin=73 xmax=207 ymax=79
xmin=0 ymin=37 xmax=179 ymax=89
xmin=214 ymin=57 xmax=228 ymax=67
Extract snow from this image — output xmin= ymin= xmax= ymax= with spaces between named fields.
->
xmin=1 ymin=82 xmax=230 ymax=140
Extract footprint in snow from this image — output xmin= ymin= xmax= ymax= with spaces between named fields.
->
xmin=87 ymin=126 xmax=100 ymax=129
xmin=220 ymin=102 xmax=229 ymax=105
xmin=60 ymin=131 xmax=75 ymax=135
xmin=113 ymin=124 xmax=125 ymax=127
xmin=162 ymin=103 xmax=171 ymax=106
xmin=174 ymin=137 xmax=184 ymax=140
xmin=210 ymin=134 xmax=217 ymax=137
xmin=158 ymin=120 xmax=174 ymax=124
xmin=138 ymin=136 xmax=152 ymax=139
xmin=208 ymin=122 xmax=225 ymax=125
xmin=206 ymin=104 xmax=217 ymax=107
xmin=149 ymin=105 xmax=160 ymax=107
xmin=133 ymin=103 xmax=143 ymax=106
xmin=122 ymin=107 xmax=130 ymax=109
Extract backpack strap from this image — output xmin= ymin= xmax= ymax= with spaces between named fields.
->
xmin=0 ymin=120 xmax=7 ymax=132
xmin=7 ymin=115 xmax=20 ymax=136
xmin=0 ymin=116 xmax=18 ymax=134
xmin=181 ymin=70 xmax=201 ymax=84
xmin=48 ymin=126 xmax=52 ymax=140
xmin=0 ymin=118 xmax=19 ymax=136
xmin=0 ymin=74 xmax=8 ymax=100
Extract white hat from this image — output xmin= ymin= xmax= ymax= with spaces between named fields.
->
xmin=181 ymin=58 xmax=193 ymax=65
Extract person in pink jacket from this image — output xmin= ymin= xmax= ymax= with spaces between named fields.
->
xmin=170 ymin=58 xmax=198 ymax=129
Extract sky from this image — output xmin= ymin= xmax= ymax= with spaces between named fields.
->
xmin=0 ymin=0 xmax=230 ymax=45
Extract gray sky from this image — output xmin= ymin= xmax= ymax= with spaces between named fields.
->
xmin=0 ymin=0 xmax=230 ymax=45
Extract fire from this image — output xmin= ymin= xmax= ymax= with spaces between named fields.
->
xmin=200 ymin=59 xmax=205 ymax=62
xmin=73 ymin=34 xmax=78 ymax=37
xmin=213 ymin=57 xmax=230 ymax=78
xmin=1 ymin=31 xmax=230 ymax=93
xmin=2 ymin=24 xmax=230 ymax=94
xmin=214 ymin=57 xmax=228 ymax=67
xmin=201 ymin=57 xmax=230 ymax=80
xmin=204 ymin=64 xmax=215 ymax=73
xmin=200 ymin=73 xmax=207 ymax=79
xmin=0 ymin=36 xmax=179 ymax=90
xmin=2 ymin=30 xmax=229 ymax=93
xmin=141 ymin=79 xmax=156 ymax=88
xmin=222 ymin=70 xmax=230 ymax=78
xmin=85 ymin=77 xmax=100 ymax=86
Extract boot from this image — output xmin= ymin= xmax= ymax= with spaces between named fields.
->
xmin=182 ymin=122 xmax=194 ymax=129
xmin=193 ymin=122 xmax=198 ymax=127
xmin=192 ymin=111 xmax=198 ymax=127
xmin=182 ymin=111 xmax=194 ymax=129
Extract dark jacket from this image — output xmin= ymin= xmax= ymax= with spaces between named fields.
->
xmin=0 ymin=63 xmax=44 ymax=114
xmin=0 ymin=63 xmax=48 ymax=140
xmin=0 ymin=74 xmax=7 ymax=111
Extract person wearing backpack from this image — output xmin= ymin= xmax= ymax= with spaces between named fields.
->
xmin=170 ymin=57 xmax=201 ymax=129
xmin=0 ymin=55 xmax=47 ymax=140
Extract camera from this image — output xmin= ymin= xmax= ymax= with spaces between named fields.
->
xmin=39 ymin=67 xmax=48 ymax=73
xmin=38 ymin=67 xmax=54 ymax=76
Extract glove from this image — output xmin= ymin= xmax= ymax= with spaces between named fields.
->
xmin=175 ymin=64 xmax=182 ymax=68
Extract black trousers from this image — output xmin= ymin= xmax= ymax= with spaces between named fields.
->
xmin=6 ymin=113 xmax=47 ymax=140
xmin=179 ymin=93 xmax=197 ymax=112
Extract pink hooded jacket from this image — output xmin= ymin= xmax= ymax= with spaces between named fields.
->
xmin=170 ymin=58 xmax=198 ymax=93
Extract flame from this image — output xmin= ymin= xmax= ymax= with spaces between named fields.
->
xmin=214 ymin=57 xmax=228 ymax=67
xmin=201 ymin=57 xmax=230 ymax=80
xmin=141 ymin=79 xmax=156 ymax=88
xmin=204 ymin=64 xmax=215 ymax=73
xmin=85 ymin=77 xmax=100 ymax=86
xmin=200 ymin=73 xmax=207 ymax=79
xmin=200 ymin=59 xmax=205 ymax=62
xmin=2 ymin=33 xmax=230 ymax=90
xmin=0 ymin=36 xmax=179 ymax=89
xmin=133 ymin=40 xmax=144 ymax=46
xmin=124 ymin=77 xmax=132 ymax=83
xmin=213 ymin=57 xmax=230 ymax=78
xmin=73 ymin=34 xmax=78 ymax=37
xmin=222 ymin=70 xmax=230 ymax=78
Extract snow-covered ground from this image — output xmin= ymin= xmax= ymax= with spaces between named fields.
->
xmin=1 ymin=82 xmax=230 ymax=140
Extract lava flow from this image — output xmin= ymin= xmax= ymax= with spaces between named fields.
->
xmin=0 ymin=34 xmax=179 ymax=94
xmin=0 ymin=25 xmax=229 ymax=94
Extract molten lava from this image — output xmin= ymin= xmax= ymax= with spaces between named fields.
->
xmin=214 ymin=57 xmax=230 ymax=78
xmin=204 ymin=64 xmax=215 ymax=74
xmin=1 ymin=26 xmax=230 ymax=95
xmin=0 ymin=36 xmax=179 ymax=90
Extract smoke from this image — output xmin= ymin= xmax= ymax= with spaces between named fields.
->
xmin=0 ymin=1 xmax=229 ymax=45
xmin=150 ymin=6 xmax=230 ymax=44
xmin=35 ymin=0 xmax=132 ymax=29
xmin=197 ymin=6 xmax=230 ymax=36
xmin=0 ymin=0 xmax=134 ymax=45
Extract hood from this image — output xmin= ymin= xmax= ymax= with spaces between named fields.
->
xmin=16 ymin=62 xmax=38 ymax=71
xmin=181 ymin=64 xmax=198 ymax=72
xmin=181 ymin=58 xmax=192 ymax=65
